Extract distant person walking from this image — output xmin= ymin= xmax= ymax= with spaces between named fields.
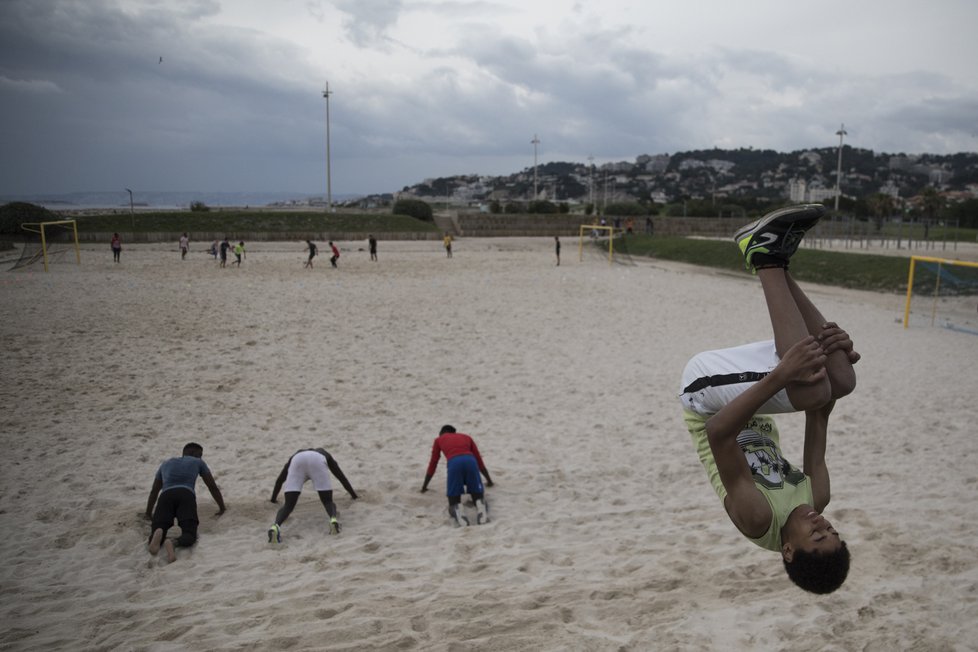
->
xmin=232 ymin=241 xmax=245 ymax=267
xmin=179 ymin=233 xmax=190 ymax=260
xmin=219 ymin=237 xmax=230 ymax=268
xmin=209 ymin=240 xmax=219 ymax=260
xmin=443 ymin=233 xmax=453 ymax=258
xmin=329 ymin=241 xmax=340 ymax=268
xmin=368 ymin=235 xmax=378 ymax=261
xmin=554 ymin=236 xmax=561 ymax=266
xmin=304 ymin=240 xmax=318 ymax=268
xmin=111 ymin=233 xmax=122 ymax=263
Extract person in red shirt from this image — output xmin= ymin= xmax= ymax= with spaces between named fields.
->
xmin=421 ymin=425 xmax=494 ymax=526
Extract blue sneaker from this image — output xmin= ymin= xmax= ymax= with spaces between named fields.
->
xmin=734 ymin=204 xmax=825 ymax=271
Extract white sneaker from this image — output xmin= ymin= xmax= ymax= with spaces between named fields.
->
xmin=475 ymin=499 xmax=489 ymax=524
xmin=452 ymin=505 xmax=469 ymax=527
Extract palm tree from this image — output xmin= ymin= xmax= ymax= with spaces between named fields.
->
xmin=919 ymin=187 xmax=945 ymax=240
xmin=866 ymin=193 xmax=895 ymax=232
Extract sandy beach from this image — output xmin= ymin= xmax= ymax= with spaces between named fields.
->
xmin=1 ymin=237 xmax=976 ymax=651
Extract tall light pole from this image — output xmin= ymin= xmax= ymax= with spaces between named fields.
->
xmin=531 ymin=134 xmax=540 ymax=199
xmin=834 ymin=123 xmax=847 ymax=211
xmin=322 ymin=82 xmax=333 ymax=212
xmin=588 ymin=154 xmax=594 ymax=209
xmin=125 ymin=188 xmax=134 ymax=233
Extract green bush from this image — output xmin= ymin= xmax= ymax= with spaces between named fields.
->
xmin=190 ymin=200 xmax=211 ymax=212
xmin=604 ymin=201 xmax=648 ymax=216
xmin=527 ymin=200 xmax=558 ymax=214
xmin=504 ymin=202 xmax=523 ymax=214
xmin=0 ymin=202 xmax=59 ymax=234
xmin=392 ymin=198 xmax=433 ymax=221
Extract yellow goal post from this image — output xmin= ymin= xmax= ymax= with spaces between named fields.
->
xmin=903 ymin=255 xmax=978 ymax=329
xmin=20 ymin=219 xmax=81 ymax=272
xmin=578 ymin=224 xmax=616 ymax=264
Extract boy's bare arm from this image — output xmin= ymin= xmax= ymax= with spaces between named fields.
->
xmin=804 ymin=400 xmax=834 ymax=511
xmin=144 ymin=476 xmax=162 ymax=519
xmin=706 ymin=336 xmax=827 ymax=533
xmin=201 ymin=472 xmax=227 ymax=515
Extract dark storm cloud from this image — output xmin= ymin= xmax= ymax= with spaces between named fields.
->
xmin=0 ymin=0 xmax=328 ymax=192
xmin=1 ymin=0 xmax=975 ymax=196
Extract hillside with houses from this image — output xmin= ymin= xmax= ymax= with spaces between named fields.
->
xmin=353 ymin=147 xmax=978 ymax=220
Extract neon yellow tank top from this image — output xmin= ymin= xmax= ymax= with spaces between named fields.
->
xmin=685 ymin=410 xmax=813 ymax=552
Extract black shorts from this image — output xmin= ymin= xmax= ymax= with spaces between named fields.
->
xmin=151 ymin=487 xmax=199 ymax=535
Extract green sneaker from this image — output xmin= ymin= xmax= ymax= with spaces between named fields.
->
xmin=734 ymin=204 xmax=825 ymax=271
xmin=329 ymin=518 xmax=341 ymax=535
xmin=267 ymin=524 xmax=281 ymax=543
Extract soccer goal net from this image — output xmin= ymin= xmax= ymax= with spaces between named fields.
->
xmin=12 ymin=220 xmax=81 ymax=272
xmin=579 ymin=224 xmax=617 ymax=264
xmin=903 ymin=256 xmax=978 ymax=334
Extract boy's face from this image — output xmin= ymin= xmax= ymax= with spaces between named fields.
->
xmin=782 ymin=509 xmax=842 ymax=559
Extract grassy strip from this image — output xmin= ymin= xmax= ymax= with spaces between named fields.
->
xmin=615 ymin=235 xmax=910 ymax=293
xmin=71 ymin=211 xmax=438 ymax=234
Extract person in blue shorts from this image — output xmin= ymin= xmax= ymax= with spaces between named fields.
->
xmin=144 ymin=442 xmax=226 ymax=562
xmin=680 ymin=204 xmax=859 ymax=594
xmin=421 ymin=425 xmax=494 ymax=526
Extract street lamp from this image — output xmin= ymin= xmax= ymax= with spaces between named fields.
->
xmin=588 ymin=154 xmax=594 ymax=209
xmin=835 ymin=123 xmax=847 ymax=211
xmin=322 ymin=82 xmax=333 ymax=212
xmin=125 ymin=188 xmax=135 ymax=233
xmin=531 ymin=134 xmax=540 ymax=199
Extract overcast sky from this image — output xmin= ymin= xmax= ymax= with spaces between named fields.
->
xmin=1 ymin=0 xmax=976 ymax=197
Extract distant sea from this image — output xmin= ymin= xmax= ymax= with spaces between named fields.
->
xmin=0 ymin=190 xmax=363 ymax=210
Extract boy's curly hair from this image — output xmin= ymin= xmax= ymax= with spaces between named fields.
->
xmin=783 ymin=541 xmax=850 ymax=594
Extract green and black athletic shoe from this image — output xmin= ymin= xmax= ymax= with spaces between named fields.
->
xmin=734 ymin=204 xmax=825 ymax=271
xmin=329 ymin=518 xmax=341 ymax=535
xmin=267 ymin=524 xmax=282 ymax=543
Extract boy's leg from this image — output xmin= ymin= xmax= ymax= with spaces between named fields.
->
xmin=738 ymin=205 xmax=831 ymax=410
xmin=316 ymin=490 xmax=341 ymax=534
xmin=149 ymin=490 xmax=178 ymax=550
xmin=447 ymin=495 xmax=469 ymax=526
xmin=148 ymin=528 xmax=164 ymax=555
xmin=445 ymin=459 xmax=469 ymax=526
xmin=758 ymin=263 xmax=831 ymax=411
xmin=275 ymin=492 xmax=300 ymax=525
xmin=173 ymin=492 xmax=200 ymax=548
xmin=784 ymin=272 xmax=857 ymax=398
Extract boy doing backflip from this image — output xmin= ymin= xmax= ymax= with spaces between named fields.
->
xmin=680 ymin=204 xmax=859 ymax=594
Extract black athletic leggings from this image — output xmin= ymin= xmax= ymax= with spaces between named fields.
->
xmin=275 ymin=490 xmax=335 ymax=525
xmin=448 ymin=491 xmax=484 ymax=507
xmin=150 ymin=487 xmax=199 ymax=548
